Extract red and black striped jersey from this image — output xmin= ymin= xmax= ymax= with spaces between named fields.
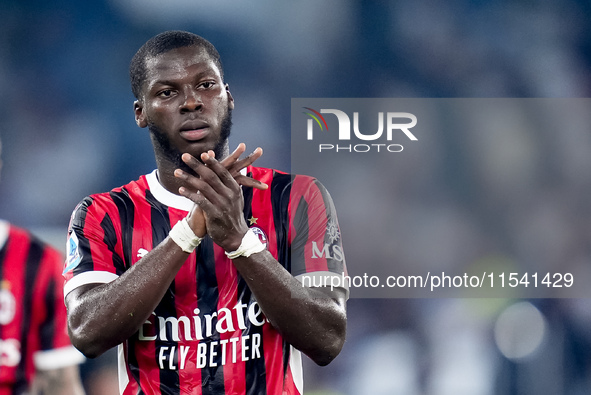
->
xmin=63 ymin=166 xmax=347 ymax=395
xmin=0 ymin=221 xmax=84 ymax=394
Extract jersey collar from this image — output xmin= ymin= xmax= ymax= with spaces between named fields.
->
xmin=145 ymin=167 xmax=248 ymax=212
xmin=146 ymin=170 xmax=194 ymax=211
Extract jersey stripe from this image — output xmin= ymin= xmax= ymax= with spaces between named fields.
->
xmin=312 ymin=180 xmax=344 ymax=274
xmin=261 ymin=323 xmax=283 ymax=395
xmin=289 ymin=196 xmax=310 ymax=276
xmin=110 ymin=189 xmax=135 ymax=270
xmin=255 ymin=169 xmax=292 ymax=394
xmin=241 ymin=176 xmax=268 ymax=393
xmin=100 ymin=214 xmax=126 ymax=275
xmin=111 ymin=188 xmax=145 ymax=391
xmin=39 ymin=268 xmax=56 ymax=351
xmin=16 ymin=234 xmax=43 ymax=388
xmin=69 ymin=197 xmax=94 ymax=279
xmin=168 ymin=208 xmax=199 ymax=394
xmin=236 ymin=179 xmax=265 ymax=395
xmin=270 ymin=171 xmax=292 ymax=269
xmin=196 ymin=237 xmax=223 ymax=394
xmin=243 ymin=292 xmax=266 ymax=395
xmin=147 ymin=190 xmax=180 ymax=394
xmin=1 ymin=228 xmax=30 ymax=392
xmin=25 ymin=247 xmax=52 ymax=384
xmin=88 ymin=202 xmax=110 ymax=274
xmin=243 ymin=182 xmax=270 ymax=395
xmin=213 ymin=244 xmax=243 ymax=395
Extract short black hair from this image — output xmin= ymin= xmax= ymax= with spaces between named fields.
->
xmin=129 ymin=30 xmax=223 ymax=100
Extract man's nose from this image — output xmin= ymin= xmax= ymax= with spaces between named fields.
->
xmin=180 ymin=88 xmax=202 ymax=112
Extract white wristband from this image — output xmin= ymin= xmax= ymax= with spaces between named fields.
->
xmin=225 ymin=228 xmax=265 ymax=259
xmin=169 ymin=218 xmax=202 ymax=253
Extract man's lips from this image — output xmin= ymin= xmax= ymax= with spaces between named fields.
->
xmin=179 ymin=121 xmax=209 ymax=141
xmin=180 ymin=128 xmax=209 ymax=141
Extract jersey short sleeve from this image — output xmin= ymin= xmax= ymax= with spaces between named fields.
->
xmin=63 ymin=195 xmax=122 ymax=296
xmin=287 ymin=175 xmax=348 ymax=298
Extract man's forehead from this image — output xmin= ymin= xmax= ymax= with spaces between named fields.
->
xmin=145 ymin=46 xmax=220 ymax=80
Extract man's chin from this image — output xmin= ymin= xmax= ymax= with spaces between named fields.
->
xmin=183 ymin=137 xmax=228 ymax=161
xmin=149 ymin=118 xmax=231 ymax=169
xmin=183 ymin=140 xmax=218 ymax=159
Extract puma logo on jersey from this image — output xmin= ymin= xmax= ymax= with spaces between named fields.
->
xmin=137 ymin=248 xmax=149 ymax=258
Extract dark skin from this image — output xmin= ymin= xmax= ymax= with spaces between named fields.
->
xmin=65 ymin=45 xmax=346 ymax=366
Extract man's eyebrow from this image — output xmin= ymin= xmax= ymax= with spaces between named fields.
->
xmin=151 ymin=79 xmax=178 ymax=87
xmin=151 ymin=71 xmax=218 ymax=89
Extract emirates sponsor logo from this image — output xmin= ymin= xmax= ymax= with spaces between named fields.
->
xmin=138 ymin=300 xmax=268 ymax=370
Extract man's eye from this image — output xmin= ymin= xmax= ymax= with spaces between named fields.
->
xmin=158 ymin=89 xmax=173 ymax=97
xmin=199 ymin=82 xmax=215 ymax=89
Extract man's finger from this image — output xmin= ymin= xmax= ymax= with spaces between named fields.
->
xmin=178 ymin=187 xmax=216 ymax=214
xmin=176 ymin=149 xmax=267 ymax=191
xmin=198 ymin=152 xmax=241 ymax=199
xmin=180 ymin=153 xmax=202 ymax=173
xmin=226 ymin=147 xmax=269 ymax=190
xmin=235 ymin=175 xmax=268 ymax=190
xmin=219 ymin=143 xmax=246 ymax=167
xmin=226 ymin=147 xmax=268 ymax=190
xmin=229 ymin=147 xmax=263 ymax=174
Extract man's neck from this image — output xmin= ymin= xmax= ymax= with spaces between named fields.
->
xmin=154 ymin=141 xmax=230 ymax=195
xmin=154 ymin=158 xmax=183 ymax=195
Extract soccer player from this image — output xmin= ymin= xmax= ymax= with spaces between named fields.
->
xmin=0 ymin=139 xmax=85 ymax=394
xmin=63 ymin=31 xmax=347 ymax=394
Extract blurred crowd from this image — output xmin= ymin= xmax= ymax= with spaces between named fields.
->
xmin=1 ymin=0 xmax=591 ymax=394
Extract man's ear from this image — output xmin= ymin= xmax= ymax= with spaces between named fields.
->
xmin=225 ymin=84 xmax=234 ymax=110
xmin=134 ymin=100 xmax=148 ymax=128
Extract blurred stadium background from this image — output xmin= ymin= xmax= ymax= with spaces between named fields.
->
xmin=2 ymin=1 xmax=591 ymax=394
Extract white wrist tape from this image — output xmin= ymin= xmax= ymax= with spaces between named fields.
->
xmin=225 ymin=228 xmax=265 ymax=259
xmin=169 ymin=217 xmax=202 ymax=253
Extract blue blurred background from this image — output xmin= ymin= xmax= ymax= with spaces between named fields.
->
xmin=2 ymin=0 xmax=591 ymax=394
